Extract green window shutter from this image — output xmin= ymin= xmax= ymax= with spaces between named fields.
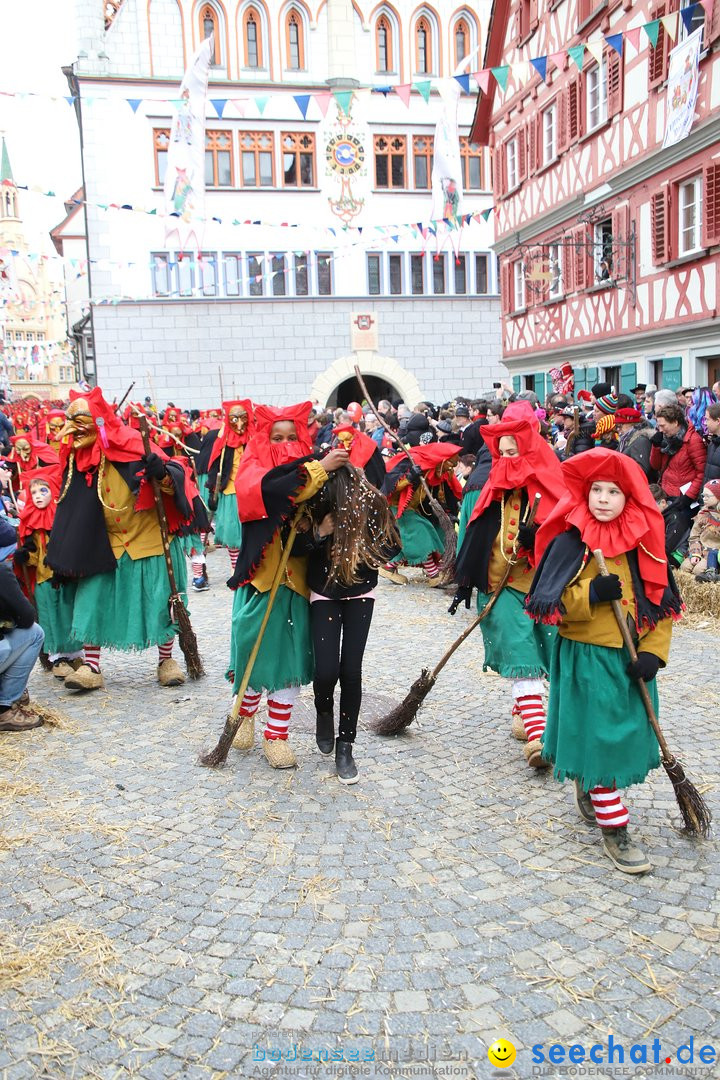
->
xmin=513 ymin=376 xmax=521 ymax=393
xmin=534 ymin=373 xmax=545 ymax=399
xmin=620 ymin=363 xmax=637 ymax=396
xmin=574 ymin=368 xmax=586 ymax=392
xmin=585 ymin=366 xmax=599 ymax=390
xmin=660 ymin=356 xmax=683 ymax=391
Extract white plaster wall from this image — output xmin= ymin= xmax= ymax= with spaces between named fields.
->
xmin=149 ymin=0 xmax=186 ymax=77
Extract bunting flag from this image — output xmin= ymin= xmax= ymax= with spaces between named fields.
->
xmin=661 ymin=11 xmax=679 ymax=39
xmin=643 ymin=19 xmax=661 ymax=47
xmin=453 ymin=73 xmax=471 ymax=94
xmin=530 ymin=56 xmax=548 ymax=81
xmin=255 ymin=95 xmax=270 ymax=115
xmin=586 ymin=40 xmax=605 ymax=64
xmin=210 ymin=98 xmax=227 ymax=118
xmin=491 ymin=66 xmax=509 ymax=91
xmin=548 ymin=50 xmax=567 ymax=70
xmin=605 ymin=33 xmax=624 ymax=56
xmin=163 ymin=34 xmax=213 ymax=251
xmin=314 ymin=91 xmax=332 ymax=117
xmin=333 ymin=90 xmax=354 ymax=116
xmin=568 ymin=44 xmax=586 ymax=70
xmin=680 ymin=3 xmax=699 ymax=31
xmin=127 ymin=98 xmax=143 ymax=113
xmin=293 ymin=93 xmax=311 ymax=119
xmin=475 ymin=69 xmax=491 ymax=94
xmin=624 ymin=26 xmax=642 ymax=54
xmin=414 ymin=80 xmax=432 ymax=102
xmin=395 ymin=84 xmax=412 ymax=107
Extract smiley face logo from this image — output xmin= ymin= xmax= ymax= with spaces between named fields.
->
xmin=488 ymin=1040 xmax=516 ymax=1068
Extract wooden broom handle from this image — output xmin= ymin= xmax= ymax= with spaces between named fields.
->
xmin=592 ymin=548 xmax=670 ymax=760
xmin=137 ymin=414 xmax=181 ymax=601
xmin=432 ymin=493 xmax=541 ymax=680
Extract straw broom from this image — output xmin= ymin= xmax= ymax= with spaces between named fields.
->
xmin=593 ymin=549 xmax=711 ymax=839
xmin=137 ymin=415 xmax=205 ymax=679
xmin=373 ymin=494 xmax=541 ymax=735
xmin=353 ymin=365 xmax=457 ymax=575
xmin=200 ymin=507 xmax=304 ymax=767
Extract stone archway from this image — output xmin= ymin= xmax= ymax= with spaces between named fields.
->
xmin=310 ymin=351 xmax=422 ymax=408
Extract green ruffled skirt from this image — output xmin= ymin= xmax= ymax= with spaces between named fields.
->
xmin=542 ymin=636 xmax=661 ymax=790
xmin=457 ymin=489 xmax=481 ymax=549
xmin=391 ymin=510 xmax=444 ymax=566
xmin=68 ymin=540 xmax=188 ymax=651
xmin=214 ymin=491 xmax=243 ymax=548
xmin=227 ymin=584 xmax=313 ymax=695
xmin=35 ymin=579 xmax=82 ymax=655
xmin=476 ymin=585 xmax=556 ymax=679
xmin=196 ymin=473 xmax=210 ymax=506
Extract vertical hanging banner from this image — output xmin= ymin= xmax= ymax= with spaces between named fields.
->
xmin=164 ymin=35 xmax=214 ymax=250
xmin=662 ymin=26 xmax=702 ymax=149
xmin=430 ymin=65 xmax=469 ymax=255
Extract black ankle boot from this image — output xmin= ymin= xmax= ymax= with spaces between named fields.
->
xmin=316 ymin=713 xmax=335 ymax=755
xmin=335 ymin=740 xmax=359 ymax=784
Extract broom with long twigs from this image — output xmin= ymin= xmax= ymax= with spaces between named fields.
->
xmin=353 ymin=365 xmax=457 ymax=575
xmin=373 ymin=494 xmax=541 ymax=736
xmin=593 ymin=549 xmax=711 ymax=839
xmin=137 ymin=415 xmax=205 ymax=679
xmin=200 ymin=507 xmax=304 ymax=767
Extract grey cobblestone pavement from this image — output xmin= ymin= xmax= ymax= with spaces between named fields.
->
xmin=1 ymin=550 xmax=718 ymax=1080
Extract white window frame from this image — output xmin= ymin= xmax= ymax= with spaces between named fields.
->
xmin=543 ymin=104 xmax=557 ymax=165
xmin=513 ymin=259 xmax=525 ymax=310
xmin=548 ymin=242 xmax=563 ymax=299
xmin=593 ymin=218 xmax=613 ymax=281
xmin=507 ymin=136 xmax=518 ymax=190
xmin=678 ymin=175 xmax=703 ymax=255
xmin=586 ymin=59 xmax=608 ymax=132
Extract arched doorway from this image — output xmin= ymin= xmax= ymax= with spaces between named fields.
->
xmin=328 ymin=374 xmax=400 ymax=409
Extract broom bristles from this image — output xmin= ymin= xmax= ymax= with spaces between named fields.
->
xmin=199 ymin=715 xmax=239 ymax=768
xmin=371 ymin=670 xmax=436 ymax=736
xmin=663 ymin=755 xmax=713 ymax=838
xmin=172 ymin=596 xmax=205 ymax=680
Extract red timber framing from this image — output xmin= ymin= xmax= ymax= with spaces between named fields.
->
xmin=472 ymin=0 xmax=720 ymax=368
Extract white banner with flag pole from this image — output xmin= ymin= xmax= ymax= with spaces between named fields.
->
xmin=430 ymin=51 xmax=477 ymax=256
xmin=663 ymin=26 xmax=702 ymax=149
xmin=164 ymin=35 xmax=214 ymax=251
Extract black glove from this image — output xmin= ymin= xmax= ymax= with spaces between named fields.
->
xmin=589 ymin=573 xmax=622 ymax=603
xmin=142 ymin=452 xmax=166 ymax=482
xmin=207 ymin=489 xmax=218 ymax=512
xmin=448 ymin=585 xmax=472 ymax=614
xmin=14 ymin=547 xmax=30 ymax=566
xmin=650 ymin=430 xmax=664 ymax=447
xmin=627 ymin=652 xmax=660 ymax=682
xmin=408 ymin=464 xmax=424 ymax=486
xmin=516 ymin=522 xmax=537 ymax=551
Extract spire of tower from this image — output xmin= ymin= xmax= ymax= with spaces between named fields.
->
xmin=1 ymin=137 xmax=14 ymax=185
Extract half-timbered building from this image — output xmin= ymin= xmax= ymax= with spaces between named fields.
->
xmin=471 ymin=0 xmax=720 ymax=399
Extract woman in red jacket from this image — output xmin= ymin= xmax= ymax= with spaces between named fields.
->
xmin=649 ymin=402 xmax=706 ymax=555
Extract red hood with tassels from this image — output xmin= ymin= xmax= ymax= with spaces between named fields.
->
xmin=386 ymin=443 xmax=462 ymax=518
xmin=208 ymin=399 xmax=255 ymax=468
xmin=18 ymin=465 xmax=62 ymax=541
xmin=333 ymin=424 xmax=378 ymax=469
xmin=235 ymin=401 xmax=314 ymax=522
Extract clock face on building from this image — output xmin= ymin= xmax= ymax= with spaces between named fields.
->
xmin=326 ymin=135 xmax=364 ymax=175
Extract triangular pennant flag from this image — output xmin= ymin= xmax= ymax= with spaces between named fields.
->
xmin=699 ymin=0 xmax=714 ymax=16
xmin=586 ymin=40 xmax=604 ymax=64
xmin=491 ymin=66 xmax=509 ymax=91
xmin=65 ymin=96 xmax=75 ymax=106
xmin=481 ymin=207 xmax=494 ymax=221
xmin=474 ymin=69 xmax=491 ymax=94
xmin=530 ymin=56 xmax=548 ymax=81
xmin=548 ymin=50 xmax=567 ymax=70
xmin=255 ymin=95 xmax=270 ymax=115
xmin=661 ymin=11 xmax=679 ymax=39
xmin=680 ymin=3 xmax=699 ymax=31
xmin=314 ymin=90 xmax=332 ymax=117
xmin=293 ymin=93 xmax=311 ymax=119
xmin=230 ymin=98 xmax=246 ymax=116
xmin=210 ymin=99 xmax=228 ymax=118
xmin=333 ymin=90 xmax=353 ymax=116
xmin=624 ymin=26 xmax=642 ymax=54
xmin=414 ymin=79 xmax=432 ymax=102
xmin=512 ymin=61 xmax=530 ymax=84
xmin=605 ymin=33 xmax=624 ymax=56
xmin=568 ymin=44 xmax=586 ymax=70
xmin=643 ymin=19 xmax=660 ymax=47
xmin=127 ymin=98 xmax=143 ymax=113
xmin=453 ymin=73 xmax=471 ymax=94
xmin=395 ymin=83 xmax=412 ymax=107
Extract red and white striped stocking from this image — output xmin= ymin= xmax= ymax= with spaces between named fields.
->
xmin=200 ymin=531 xmax=208 ymax=546
xmin=589 ymin=786 xmax=630 ymax=829
xmin=512 ymin=678 xmax=546 ymax=741
xmin=83 ymin=645 xmax=101 ymax=673
xmin=158 ymin=641 xmax=174 ymax=662
xmin=264 ymin=687 xmax=299 ymax=741
xmin=423 ymin=555 xmax=441 ymax=579
xmin=238 ymin=687 xmax=261 ymax=718
xmin=228 ymin=548 xmax=240 ymax=571
xmin=191 ymin=557 xmax=205 ymax=578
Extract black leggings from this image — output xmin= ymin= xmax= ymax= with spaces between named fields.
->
xmin=311 ymin=598 xmax=375 ymax=743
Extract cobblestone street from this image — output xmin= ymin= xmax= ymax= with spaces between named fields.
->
xmin=1 ymin=549 xmax=718 ymax=1080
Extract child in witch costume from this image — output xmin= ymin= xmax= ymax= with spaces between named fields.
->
xmin=45 ymin=388 xmax=196 ymax=692
xmin=14 ymin=467 xmax=83 ymax=678
xmin=207 ymin=400 xmax=255 ymax=575
xmin=526 ymin=449 xmax=682 ymax=874
xmin=332 ymin=424 xmax=386 ymax=489
xmin=451 ymin=402 xmax=565 ymax=768
xmin=5 ymin=434 xmax=60 ymax=495
xmin=380 ymin=443 xmax=461 ymax=585
xmin=226 ymin=402 xmax=349 ymax=769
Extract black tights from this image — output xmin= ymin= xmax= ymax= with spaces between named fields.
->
xmin=311 ymin=598 xmax=375 ymax=743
